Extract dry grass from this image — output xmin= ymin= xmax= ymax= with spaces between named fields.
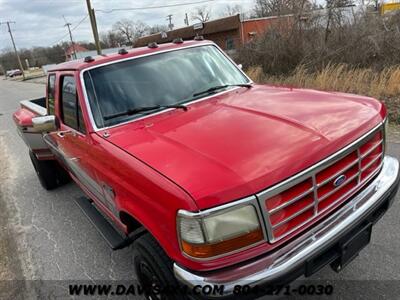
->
xmin=247 ymin=64 xmax=400 ymax=123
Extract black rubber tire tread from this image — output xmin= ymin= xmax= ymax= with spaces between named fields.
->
xmin=29 ymin=151 xmax=70 ymax=190
xmin=133 ymin=233 xmax=189 ymax=300
xmin=55 ymin=163 xmax=71 ymax=185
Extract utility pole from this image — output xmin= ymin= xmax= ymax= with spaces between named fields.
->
xmin=85 ymin=0 xmax=102 ymax=55
xmin=184 ymin=13 xmax=189 ymax=26
xmin=63 ymin=16 xmax=77 ymax=60
xmin=166 ymin=14 xmax=174 ymax=31
xmin=0 ymin=21 xmax=25 ymax=80
xmin=91 ymin=8 xmax=101 ymax=53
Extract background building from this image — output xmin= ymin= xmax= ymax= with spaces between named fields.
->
xmin=134 ymin=14 xmax=291 ymax=54
xmin=65 ymin=43 xmax=89 ymax=61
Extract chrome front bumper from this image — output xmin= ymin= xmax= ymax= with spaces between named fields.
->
xmin=173 ymin=156 xmax=400 ymax=297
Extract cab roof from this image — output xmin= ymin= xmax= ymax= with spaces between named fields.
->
xmin=48 ymin=40 xmax=213 ymax=72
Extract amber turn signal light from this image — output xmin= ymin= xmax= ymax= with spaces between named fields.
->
xmin=181 ymin=228 xmax=263 ymax=259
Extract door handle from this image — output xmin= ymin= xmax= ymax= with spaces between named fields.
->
xmin=70 ymin=157 xmax=80 ymax=162
xmin=57 ymin=130 xmax=71 ymax=138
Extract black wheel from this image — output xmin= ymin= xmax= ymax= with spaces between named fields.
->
xmin=29 ymin=151 xmax=70 ymax=190
xmin=134 ymin=233 xmax=188 ymax=300
xmin=55 ymin=162 xmax=71 ymax=185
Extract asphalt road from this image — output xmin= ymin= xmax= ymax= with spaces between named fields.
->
xmin=0 ymin=79 xmax=399 ymax=299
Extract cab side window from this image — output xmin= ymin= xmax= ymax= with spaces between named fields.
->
xmin=47 ymin=74 xmax=56 ymax=115
xmin=60 ymin=76 xmax=86 ymax=134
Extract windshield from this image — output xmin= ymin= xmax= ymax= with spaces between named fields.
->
xmin=83 ymin=45 xmax=249 ymax=128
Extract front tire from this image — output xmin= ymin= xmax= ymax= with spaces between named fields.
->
xmin=29 ymin=151 xmax=70 ymax=190
xmin=133 ymin=233 xmax=188 ymax=300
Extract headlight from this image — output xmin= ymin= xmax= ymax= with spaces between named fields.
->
xmin=177 ymin=204 xmax=263 ymax=259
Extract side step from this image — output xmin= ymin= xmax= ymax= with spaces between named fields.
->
xmin=74 ymin=196 xmax=144 ymax=250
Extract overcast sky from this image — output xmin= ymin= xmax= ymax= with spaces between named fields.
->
xmin=0 ymin=0 xmax=259 ymax=51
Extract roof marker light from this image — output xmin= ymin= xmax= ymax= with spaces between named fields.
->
xmin=148 ymin=42 xmax=159 ymax=49
xmin=118 ymin=48 xmax=128 ymax=55
xmin=84 ymin=56 xmax=95 ymax=63
xmin=173 ymin=38 xmax=184 ymax=44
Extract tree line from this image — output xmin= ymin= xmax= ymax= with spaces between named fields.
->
xmin=0 ymin=1 xmax=387 ymax=73
xmin=238 ymin=0 xmax=400 ymax=74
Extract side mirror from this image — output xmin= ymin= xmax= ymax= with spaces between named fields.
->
xmin=32 ymin=115 xmax=58 ymax=133
xmin=238 ymin=64 xmax=243 ymax=69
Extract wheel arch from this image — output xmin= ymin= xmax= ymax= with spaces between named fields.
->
xmin=119 ymin=210 xmax=146 ymax=234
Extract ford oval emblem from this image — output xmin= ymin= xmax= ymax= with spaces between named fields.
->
xmin=333 ymin=175 xmax=347 ymax=187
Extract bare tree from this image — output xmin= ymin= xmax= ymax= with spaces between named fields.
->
xmin=238 ymin=0 xmax=400 ymax=76
xmin=112 ymin=20 xmax=150 ymax=45
xmin=191 ymin=6 xmax=211 ymax=22
xmin=372 ymin=0 xmax=379 ymax=10
xmin=324 ymin=0 xmax=355 ymax=42
xmin=253 ymin=0 xmax=285 ymax=16
xmin=222 ymin=4 xmax=242 ymax=16
xmin=253 ymin=0 xmax=314 ymax=17
xmin=112 ymin=19 xmax=135 ymax=45
xmin=100 ymin=30 xmax=126 ymax=48
xmin=326 ymin=0 xmax=355 ymax=8
xmin=362 ymin=0 xmax=379 ymax=10
xmin=131 ymin=21 xmax=150 ymax=40
xmin=149 ymin=24 xmax=169 ymax=34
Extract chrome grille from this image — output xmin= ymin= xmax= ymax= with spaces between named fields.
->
xmin=257 ymin=122 xmax=385 ymax=243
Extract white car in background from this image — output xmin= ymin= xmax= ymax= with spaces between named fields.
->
xmin=6 ymin=69 xmax=23 ymax=77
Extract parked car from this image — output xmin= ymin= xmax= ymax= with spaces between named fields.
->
xmin=7 ymin=69 xmax=23 ymax=77
xmin=13 ymin=40 xmax=400 ymax=299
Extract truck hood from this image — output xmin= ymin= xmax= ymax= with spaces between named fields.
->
xmin=103 ymin=85 xmax=384 ymax=210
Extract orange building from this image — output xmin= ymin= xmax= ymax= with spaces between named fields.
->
xmin=240 ymin=15 xmax=293 ymax=44
xmin=65 ymin=43 xmax=89 ymax=61
xmin=135 ymin=14 xmax=293 ymax=53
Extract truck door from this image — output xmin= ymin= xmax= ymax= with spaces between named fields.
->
xmin=44 ymin=73 xmax=104 ymax=202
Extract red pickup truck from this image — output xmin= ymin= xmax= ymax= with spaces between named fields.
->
xmin=13 ymin=40 xmax=400 ymax=299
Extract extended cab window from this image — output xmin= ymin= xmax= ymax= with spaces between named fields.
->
xmin=47 ymin=74 xmax=56 ymax=115
xmin=60 ymin=76 xmax=86 ymax=134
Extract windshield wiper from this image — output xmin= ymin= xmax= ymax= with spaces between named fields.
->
xmin=103 ymin=104 xmax=188 ymax=121
xmin=193 ymin=83 xmax=252 ymax=98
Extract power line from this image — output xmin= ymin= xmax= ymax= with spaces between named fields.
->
xmin=50 ymin=32 xmax=70 ymax=46
xmin=95 ymin=0 xmax=214 ymax=13
xmin=50 ymin=14 xmax=88 ymax=46
xmin=71 ymin=14 xmax=89 ymax=31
